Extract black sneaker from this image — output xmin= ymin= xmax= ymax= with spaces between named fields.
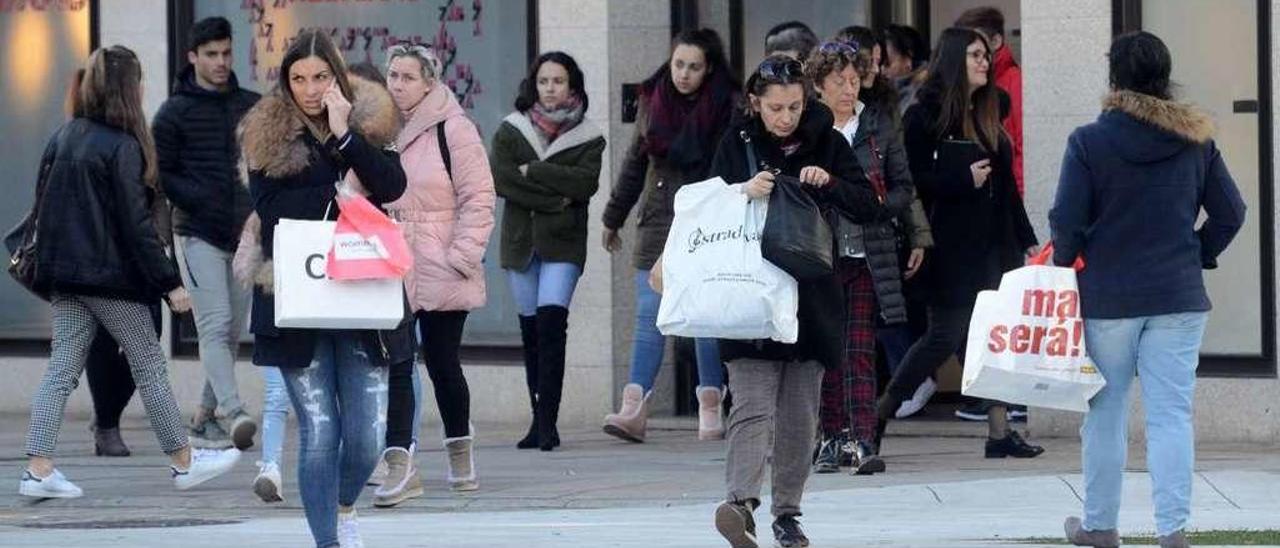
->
xmin=985 ymin=430 xmax=1045 ymax=459
xmin=772 ymin=514 xmax=809 ymax=548
xmin=189 ymin=416 xmax=233 ymax=450
xmin=954 ymin=400 xmax=994 ymax=421
xmin=1008 ymin=405 xmax=1029 ymax=422
xmin=714 ymin=500 xmax=758 ymax=548
xmin=835 ymin=430 xmax=857 ymax=467
xmin=812 ymin=436 xmax=841 ymax=474
xmin=850 ymin=440 xmax=886 ymax=475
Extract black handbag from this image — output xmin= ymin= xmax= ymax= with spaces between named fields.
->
xmin=742 ymin=136 xmax=834 ymax=280
xmin=6 ymin=152 xmax=54 ymax=300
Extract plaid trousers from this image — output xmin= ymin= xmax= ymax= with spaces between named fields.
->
xmin=819 ymin=261 xmax=878 ymax=444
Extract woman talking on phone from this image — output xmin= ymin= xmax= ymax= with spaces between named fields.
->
xmin=874 ymin=28 xmax=1042 ymax=459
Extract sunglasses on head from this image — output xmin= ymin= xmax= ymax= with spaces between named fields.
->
xmin=387 ymin=42 xmax=436 ymax=58
xmin=818 ymin=40 xmax=860 ymax=55
xmin=756 ymin=57 xmax=804 ymax=82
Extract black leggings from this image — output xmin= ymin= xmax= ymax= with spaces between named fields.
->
xmin=386 ymin=310 xmax=472 ymax=448
xmin=85 ymin=302 xmax=162 ymax=429
xmin=883 ymin=304 xmax=973 ymax=402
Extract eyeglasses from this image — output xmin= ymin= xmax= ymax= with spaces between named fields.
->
xmin=756 ymin=57 xmax=804 ymax=82
xmin=966 ymin=49 xmax=991 ymax=63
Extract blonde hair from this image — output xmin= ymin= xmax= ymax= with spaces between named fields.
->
xmin=386 ymin=43 xmax=444 ymax=82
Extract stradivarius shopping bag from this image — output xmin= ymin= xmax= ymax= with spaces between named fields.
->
xmin=656 ymin=177 xmax=799 ymax=343
xmin=325 ymin=186 xmax=412 ymax=280
xmin=961 ymin=258 xmax=1105 ymax=413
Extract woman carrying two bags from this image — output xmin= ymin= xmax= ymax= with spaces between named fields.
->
xmin=707 ymin=55 xmax=883 ymax=548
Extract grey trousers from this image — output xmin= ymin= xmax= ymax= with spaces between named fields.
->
xmin=724 ymin=358 xmax=825 ymax=518
xmin=178 ymin=236 xmax=252 ymax=416
xmin=26 ymin=294 xmax=187 ymax=457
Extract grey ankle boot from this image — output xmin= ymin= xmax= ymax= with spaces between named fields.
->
xmin=1064 ymin=516 xmax=1120 ymax=548
xmin=93 ymin=426 xmax=131 ymax=457
xmin=1158 ymin=530 xmax=1190 ymax=548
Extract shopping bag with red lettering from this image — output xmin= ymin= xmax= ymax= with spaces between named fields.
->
xmin=961 ymin=264 xmax=1106 ymax=413
xmin=325 ymin=186 xmax=412 ymax=280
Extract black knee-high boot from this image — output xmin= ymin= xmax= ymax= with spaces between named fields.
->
xmin=535 ymin=305 xmax=569 ymax=451
xmin=516 ymin=315 xmax=542 ymax=449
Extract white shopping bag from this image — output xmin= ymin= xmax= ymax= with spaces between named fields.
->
xmin=656 ymin=178 xmax=799 ymax=343
xmin=273 ymin=219 xmax=404 ymax=330
xmin=962 ymin=265 xmax=1106 ymax=413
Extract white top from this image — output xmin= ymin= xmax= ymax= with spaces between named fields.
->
xmin=834 ymin=101 xmax=867 ymax=145
xmin=833 ymin=101 xmax=868 ymax=259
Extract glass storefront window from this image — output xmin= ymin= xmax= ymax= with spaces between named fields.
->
xmin=0 ymin=1 xmax=93 ymax=339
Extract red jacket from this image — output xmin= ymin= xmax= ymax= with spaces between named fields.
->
xmin=994 ymin=45 xmax=1023 ymax=195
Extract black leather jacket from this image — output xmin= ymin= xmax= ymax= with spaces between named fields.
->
xmin=33 ymin=118 xmax=182 ymax=302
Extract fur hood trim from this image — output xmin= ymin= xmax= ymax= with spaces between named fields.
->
xmin=239 ymin=75 xmax=403 ymax=180
xmin=1102 ymin=90 xmax=1215 ymax=144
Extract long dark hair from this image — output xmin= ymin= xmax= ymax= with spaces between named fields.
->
xmin=639 ymin=29 xmax=739 ymax=161
xmin=921 ymin=27 xmax=1003 ymax=152
xmin=644 ymin=28 xmax=739 ymax=96
xmin=514 ymin=51 xmax=589 ymax=113
xmin=278 ymin=30 xmax=355 ymax=118
xmin=1109 ymin=31 xmax=1173 ymax=99
xmin=76 ymin=46 xmax=158 ymax=186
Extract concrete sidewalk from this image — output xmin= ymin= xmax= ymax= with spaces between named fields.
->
xmin=1 ymin=415 xmax=1277 ymax=547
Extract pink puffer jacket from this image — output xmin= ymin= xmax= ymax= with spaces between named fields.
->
xmin=387 ymin=84 xmax=496 ymax=312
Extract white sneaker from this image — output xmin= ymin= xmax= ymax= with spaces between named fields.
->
xmin=19 ymin=468 xmax=83 ymax=498
xmin=252 ymin=461 xmax=284 ymax=503
xmin=173 ymin=448 xmax=241 ymax=490
xmin=338 ymin=510 xmax=364 ymax=548
xmin=895 ymin=377 xmax=937 ymax=419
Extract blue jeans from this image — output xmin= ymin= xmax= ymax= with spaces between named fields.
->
xmin=627 ymin=269 xmax=723 ymax=391
xmin=1080 ymin=312 xmax=1207 ymax=537
xmin=506 ymin=254 xmax=582 ymax=317
xmin=282 ymin=333 xmax=389 ymax=548
xmin=259 ymin=366 xmax=289 ymax=467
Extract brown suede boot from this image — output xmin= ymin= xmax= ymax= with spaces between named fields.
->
xmin=696 ymin=386 xmax=725 ymax=440
xmin=445 ymin=433 xmax=478 ymax=492
xmin=602 ymin=383 xmax=650 ymax=443
xmin=373 ymin=447 xmax=422 ymax=507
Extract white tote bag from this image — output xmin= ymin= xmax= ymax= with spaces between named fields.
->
xmin=272 ymin=219 xmax=404 ymax=330
xmin=961 ymin=265 xmax=1106 ymax=413
xmin=656 ymin=178 xmax=799 ymax=343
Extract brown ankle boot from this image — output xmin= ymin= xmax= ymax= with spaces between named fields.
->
xmin=93 ymin=426 xmax=131 ymax=457
xmin=696 ymin=386 xmax=725 ymax=440
xmin=602 ymin=383 xmax=650 ymax=443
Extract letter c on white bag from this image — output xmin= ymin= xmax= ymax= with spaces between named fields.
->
xmin=305 ymin=254 xmax=326 ymax=280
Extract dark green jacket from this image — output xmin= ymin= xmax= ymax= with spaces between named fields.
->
xmin=491 ymin=112 xmax=606 ymax=270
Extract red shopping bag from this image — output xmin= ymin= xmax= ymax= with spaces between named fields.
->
xmin=325 ymin=187 xmax=412 ymax=280
xmin=1028 ymin=244 xmax=1085 ymax=271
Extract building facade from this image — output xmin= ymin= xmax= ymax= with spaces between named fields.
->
xmin=1 ymin=0 xmax=1275 ymax=442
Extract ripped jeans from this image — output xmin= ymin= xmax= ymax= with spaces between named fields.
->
xmin=281 ymin=333 xmax=388 ymax=548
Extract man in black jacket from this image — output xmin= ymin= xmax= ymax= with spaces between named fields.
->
xmin=152 ymin=16 xmax=261 ymax=451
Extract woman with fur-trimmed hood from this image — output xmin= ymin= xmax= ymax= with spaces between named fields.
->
xmin=237 ymin=30 xmax=408 ymax=548
xmin=1054 ymin=32 xmax=1245 ymax=548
